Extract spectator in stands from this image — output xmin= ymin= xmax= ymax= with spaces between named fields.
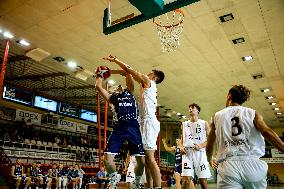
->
xmin=96 ymin=166 xmax=109 ymax=189
xmin=26 ymin=119 xmax=32 ymax=126
xmin=76 ymin=150 xmax=82 ymax=161
xmin=55 ymin=135 xmax=61 ymax=145
xmin=11 ymin=158 xmax=31 ymax=189
xmin=75 ymin=164 xmax=85 ymax=189
xmin=47 ymin=163 xmax=59 ymax=189
xmin=58 ymin=164 xmax=68 ymax=189
xmin=61 ymin=137 xmax=68 ymax=148
xmin=68 ymin=136 xmax=74 ymax=146
xmin=0 ymin=109 xmax=5 ymax=119
xmin=12 ymin=129 xmax=21 ymax=142
xmin=3 ymin=129 xmax=10 ymax=141
xmin=67 ymin=165 xmax=79 ymax=189
xmin=33 ymin=132 xmax=40 ymax=141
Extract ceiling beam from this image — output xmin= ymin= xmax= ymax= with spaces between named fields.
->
xmin=7 ymin=72 xmax=69 ymax=81
xmin=8 ymin=55 xmax=30 ymax=63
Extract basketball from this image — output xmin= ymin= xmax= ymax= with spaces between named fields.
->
xmin=95 ymin=66 xmax=111 ymax=80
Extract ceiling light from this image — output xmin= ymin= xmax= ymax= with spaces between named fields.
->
xmin=17 ymin=39 xmax=30 ymax=46
xmin=108 ymin=80 xmax=116 ymax=85
xmin=276 ymin=112 xmax=282 ymax=115
xmin=252 ymin=73 xmax=264 ymax=80
xmin=232 ymin=37 xmax=245 ymax=44
xmin=3 ymin=31 xmax=14 ymax=39
xmin=261 ymin=88 xmax=270 ymax=93
xmin=67 ymin=61 xmax=77 ymax=68
xmin=219 ymin=13 xmax=234 ymax=23
xmin=270 ymin=102 xmax=277 ymax=106
xmin=266 ymin=96 xmax=274 ymax=100
xmin=273 ymin=108 xmax=280 ymax=111
xmin=53 ymin=56 xmax=65 ymax=62
xmin=242 ymin=56 xmax=253 ymax=61
xmin=176 ymin=112 xmax=181 ymax=116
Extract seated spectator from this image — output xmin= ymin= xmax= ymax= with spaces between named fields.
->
xmin=47 ymin=163 xmax=59 ymax=189
xmin=75 ymin=164 xmax=85 ymax=189
xmin=96 ymin=166 xmax=109 ymax=189
xmin=67 ymin=165 xmax=79 ymax=189
xmin=3 ymin=129 xmax=10 ymax=141
xmin=35 ymin=162 xmax=44 ymax=188
xmin=58 ymin=164 xmax=68 ymax=189
xmin=68 ymin=136 xmax=74 ymax=146
xmin=11 ymin=158 xmax=31 ymax=189
xmin=0 ymin=109 xmax=5 ymax=119
xmin=55 ymin=135 xmax=61 ymax=145
xmin=33 ymin=132 xmax=40 ymax=141
xmin=61 ymin=137 xmax=68 ymax=148
xmin=28 ymin=161 xmax=43 ymax=189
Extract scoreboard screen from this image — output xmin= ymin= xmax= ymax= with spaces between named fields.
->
xmin=3 ymin=85 xmax=33 ymax=105
xmin=59 ymin=102 xmax=80 ymax=117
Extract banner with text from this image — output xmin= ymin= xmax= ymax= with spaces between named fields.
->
xmin=58 ymin=119 xmax=77 ymax=132
xmin=76 ymin=123 xmax=89 ymax=133
xmin=271 ymin=148 xmax=284 ymax=158
xmin=15 ymin=109 xmax=42 ymax=125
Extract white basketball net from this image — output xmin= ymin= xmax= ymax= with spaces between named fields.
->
xmin=153 ymin=9 xmax=184 ymax=52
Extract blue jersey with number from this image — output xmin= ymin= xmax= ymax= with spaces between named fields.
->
xmin=110 ymin=90 xmax=138 ymax=125
xmin=175 ymin=147 xmax=182 ymax=167
xmin=14 ymin=164 xmax=23 ymax=176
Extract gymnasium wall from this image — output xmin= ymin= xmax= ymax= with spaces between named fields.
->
xmin=268 ymin=163 xmax=284 ymax=183
xmin=0 ymin=98 xmax=97 ymax=127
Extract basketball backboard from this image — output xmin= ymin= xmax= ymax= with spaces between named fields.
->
xmin=103 ymin=0 xmax=200 ymax=35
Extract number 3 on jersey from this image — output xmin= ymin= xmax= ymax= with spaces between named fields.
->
xmin=231 ymin=117 xmax=242 ymax=136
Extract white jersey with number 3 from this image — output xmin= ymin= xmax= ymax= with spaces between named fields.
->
xmin=214 ymin=106 xmax=265 ymax=163
xmin=182 ymin=119 xmax=207 ymax=151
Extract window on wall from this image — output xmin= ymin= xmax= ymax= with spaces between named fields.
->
xmin=80 ymin=109 xmax=97 ymax=123
xmin=3 ymin=85 xmax=33 ymax=105
xmin=34 ymin=96 xmax=57 ymax=112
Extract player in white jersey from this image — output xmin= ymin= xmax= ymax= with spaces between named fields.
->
xmin=103 ymin=55 xmax=165 ymax=189
xmin=181 ymin=103 xmax=211 ymax=189
xmin=206 ymin=85 xmax=284 ymax=189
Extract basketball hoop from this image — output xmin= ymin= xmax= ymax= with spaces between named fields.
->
xmin=153 ymin=9 xmax=184 ymax=52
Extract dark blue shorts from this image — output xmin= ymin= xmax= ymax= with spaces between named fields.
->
xmin=105 ymin=120 xmax=144 ymax=156
xmin=175 ymin=165 xmax=182 ymax=174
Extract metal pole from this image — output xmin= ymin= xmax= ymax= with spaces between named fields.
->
xmin=97 ymin=92 xmax=101 ymax=169
xmin=0 ymin=40 xmax=10 ymax=95
xmin=104 ymin=82 xmax=109 ymax=149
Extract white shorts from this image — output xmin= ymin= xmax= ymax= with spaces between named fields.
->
xmin=217 ymin=158 xmax=268 ymax=189
xmin=140 ymin=117 xmax=160 ymax=150
xmin=181 ymin=148 xmax=211 ymax=179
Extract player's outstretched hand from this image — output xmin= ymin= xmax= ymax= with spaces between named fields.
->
xmin=103 ymin=54 xmax=116 ymax=62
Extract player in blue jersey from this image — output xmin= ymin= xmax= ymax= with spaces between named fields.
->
xmin=95 ymin=69 xmax=145 ymax=189
xmin=11 ymin=158 xmax=31 ymax=189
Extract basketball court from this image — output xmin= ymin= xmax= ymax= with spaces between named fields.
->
xmin=0 ymin=0 xmax=284 ymax=188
